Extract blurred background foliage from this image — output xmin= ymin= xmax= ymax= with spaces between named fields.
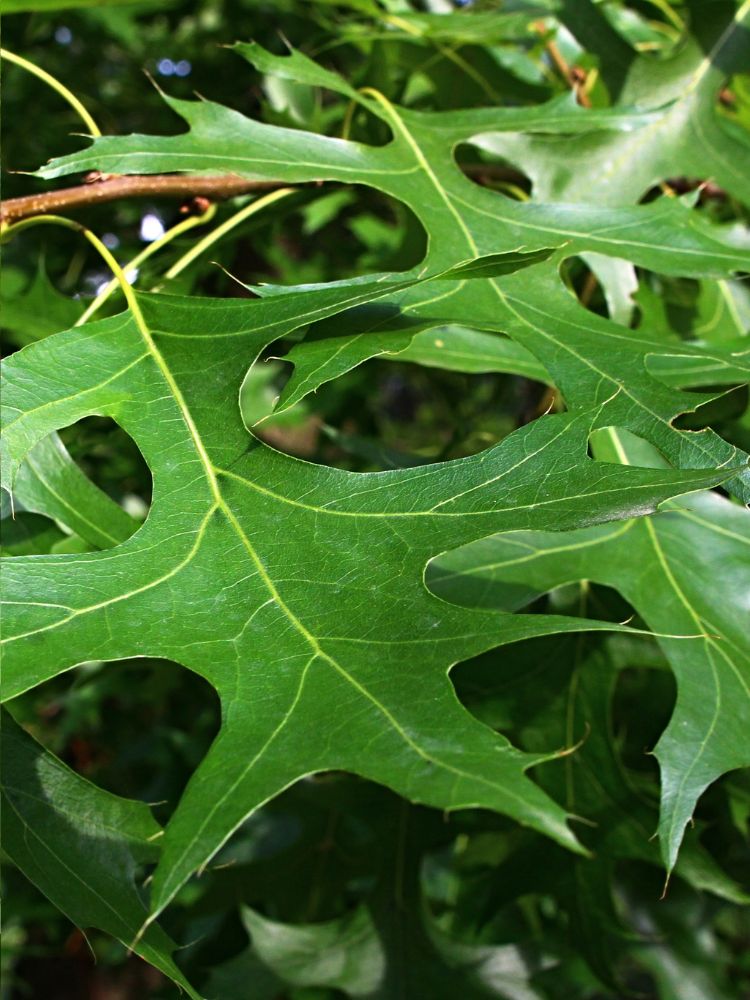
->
xmin=1 ymin=0 xmax=749 ymax=996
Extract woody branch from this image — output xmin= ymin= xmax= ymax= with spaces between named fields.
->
xmin=0 ymin=173 xmax=290 ymax=225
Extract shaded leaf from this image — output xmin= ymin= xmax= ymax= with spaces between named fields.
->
xmin=0 ymin=710 xmax=199 ymax=998
xmin=429 ymin=429 xmax=750 ymax=870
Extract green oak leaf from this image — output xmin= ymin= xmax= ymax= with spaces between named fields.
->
xmin=0 ymin=273 xmax=731 ymax=930
xmin=268 ymin=281 xmax=552 ymax=417
xmin=270 ymin=268 xmax=748 ymax=405
xmin=0 ymin=709 xmax=200 ymax=998
xmin=0 ymin=264 xmax=83 ymax=346
xmin=0 ymin=512 xmax=67 ymax=556
xmin=389 ymin=326 xmax=549 ymax=380
xmin=272 ymin=260 xmax=750 ymax=504
xmin=473 ymin=0 xmax=750 ymax=205
xmin=429 ymin=429 xmax=750 ymax=871
xmin=34 ymin=41 xmax=750 ymax=501
xmin=9 ymin=432 xmax=139 ymax=549
xmin=691 ymin=279 xmax=750 ymax=342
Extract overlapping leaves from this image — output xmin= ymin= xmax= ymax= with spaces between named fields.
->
xmin=430 ymin=429 xmax=750 ymax=870
xmin=2 ymin=1 xmax=749 ymax=992
xmin=4 ymin=267 xmax=730 ymax=932
xmin=38 ymin=24 xmax=750 ymax=502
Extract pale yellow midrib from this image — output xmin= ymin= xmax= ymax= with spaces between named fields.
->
xmin=644 ymin=514 xmax=750 ymax=856
xmin=687 ymin=0 xmax=750 ymax=94
xmin=134 ymin=296 xmax=583 ymax=916
xmin=360 ymin=87 xmax=480 ymax=258
xmin=139 ymin=307 xmax=552 ymax=817
xmin=136 ymin=309 xmax=326 ymax=661
xmin=362 ymin=94 xmax=683 ymax=440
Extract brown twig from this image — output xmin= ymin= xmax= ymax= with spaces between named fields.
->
xmin=543 ymin=37 xmax=592 ymax=108
xmin=0 ymin=173 xmax=291 ymax=225
xmin=0 ymin=164 xmax=528 ymax=228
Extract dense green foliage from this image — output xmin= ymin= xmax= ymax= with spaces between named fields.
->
xmin=1 ymin=0 xmax=749 ymax=997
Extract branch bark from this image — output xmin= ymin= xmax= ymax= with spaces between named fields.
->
xmin=0 ymin=164 xmax=527 ymax=227
xmin=0 ymin=173 xmax=290 ymax=225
